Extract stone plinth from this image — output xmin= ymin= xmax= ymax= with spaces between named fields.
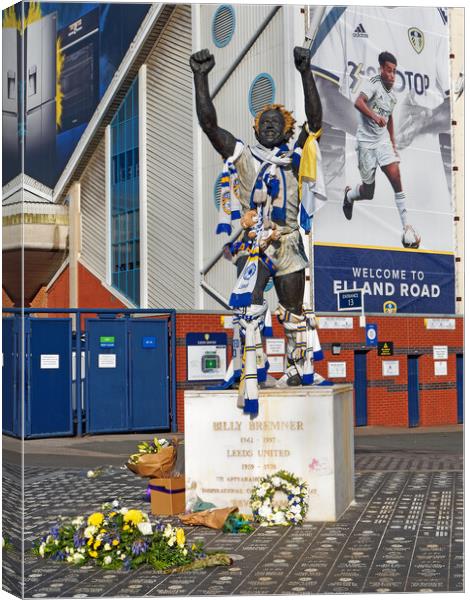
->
xmin=184 ymin=385 xmax=354 ymax=522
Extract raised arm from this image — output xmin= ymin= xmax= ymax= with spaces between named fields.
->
xmin=293 ymin=46 xmax=322 ymax=134
xmin=190 ymin=49 xmax=237 ymax=159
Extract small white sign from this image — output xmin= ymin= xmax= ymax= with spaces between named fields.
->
xmin=318 ymin=317 xmax=354 ymax=329
xmin=433 ymin=346 xmax=448 ymax=360
xmin=425 ymin=318 xmax=456 ymax=330
xmin=40 ymin=354 xmax=59 ymax=369
xmin=221 ymin=316 xmax=233 ymax=329
xmin=328 ymin=361 xmax=347 ymax=378
xmin=267 ymin=355 xmax=285 ymax=373
xmin=434 ymin=361 xmax=448 ymax=376
xmin=99 ymin=354 xmax=116 ymax=369
xmin=266 ymin=338 xmax=285 ymax=355
xmin=382 ymin=360 xmax=399 ymax=377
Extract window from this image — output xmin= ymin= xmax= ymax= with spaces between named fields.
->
xmin=110 ymin=78 xmax=140 ymax=305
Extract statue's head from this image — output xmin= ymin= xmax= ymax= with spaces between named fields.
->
xmin=254 ymin=104 xmax=296 ymax=148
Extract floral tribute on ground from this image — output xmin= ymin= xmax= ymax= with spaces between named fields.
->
xmin=250 ymin=470 xmax=309 ymax=526
xmin=33 ymin=500 xmax=231 ymax=572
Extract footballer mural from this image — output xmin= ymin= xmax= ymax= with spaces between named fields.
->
xmin=309 ymin=6 xmax=454 ymax=314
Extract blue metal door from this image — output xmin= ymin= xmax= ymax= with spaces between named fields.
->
xmin=27 ymin=318 xmax=73 ymax=437
xmin=128 ymin=319 xmax=170 ymax=430
xmin=354 ymin=351 xmax=368 ymax=426
xmin=456 ymin=354 xmax=463 ymax=424
xmin=86 ymin=319 xmax=128 ymax=433
xmin=2 ymin=317 xmax=19 ymax=436
xmin=407 ymin=355 xmax=420 ymax=427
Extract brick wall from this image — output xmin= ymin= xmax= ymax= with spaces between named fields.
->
xmin=174 ymin=313 xmax=463 ymax=432
xmin=44 ymin=263 xmax=463 ymax=432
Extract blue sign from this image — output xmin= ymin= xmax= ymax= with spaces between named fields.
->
xmin=186 ymin=333 xmax=227 ymax=347
xmin=314 ymin=245 xmax=455 ymax=314
xmin=142 ymin=336 xmax=156 ymax=349
xmin=337 ymin=290 xmax=363 ymax=311
xmin=366 ymin=324 xmax=378 ymax=347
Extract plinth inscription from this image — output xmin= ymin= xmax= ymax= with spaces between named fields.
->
xmin=185 ymin=387 xmax=354 ymax=521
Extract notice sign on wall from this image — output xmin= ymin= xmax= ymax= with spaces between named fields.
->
xmin=41 ymin=354 xmax=59 ymax=369
xmin=187 ymin=333 xmax=227 ymax=381
xmin=98 ymin=354 xmax=116 ymax=369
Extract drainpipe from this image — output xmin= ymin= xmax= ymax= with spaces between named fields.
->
xmin=69 ymin=181 xmax=81 ymax=329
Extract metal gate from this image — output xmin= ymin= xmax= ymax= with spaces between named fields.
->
xmin=2 ymin=308 xmax=176 ymax=437
xmin=26 ymin=318 xmax=73 ymax=437
xmin=354 ymin=351 xmax=368 ymax=426
xmin=86 ymin=317 xmax=171 ymax=434
xmin=2 ymin=317 xmax=19 ymax=436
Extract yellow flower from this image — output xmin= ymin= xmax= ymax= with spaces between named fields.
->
xmin=88 ymin=512 xmax=104 ymax=527
xmin=99 ymin=529 xmax=106 ymax=534
xmin=176 ymin=528 xmax=185 ymax=546
xmin=123 ymin=510 xmax=144 ymax=525
xmin=123 ymin=525 xmax=130 ymax=531
xmin=112 ymin=539 xmax=119 ymax=546
xmin=109 ymin=512 xmax=116 ymax=518
xmin=88 ymin=550 xmax=98 ymax=558
xmin=87 ymin=538 xmax=94 ymax=546
xmin=93 ymin=540 xmax=101 ymax=550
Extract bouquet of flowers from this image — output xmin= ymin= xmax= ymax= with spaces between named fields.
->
xmin=32 ymin=500 xmax=231 ymax=572
xmin=127 ymin=437 xmax=176 ymax=478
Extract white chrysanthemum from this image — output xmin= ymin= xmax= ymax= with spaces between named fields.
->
xmin=137 ymin=522 xmax=153 ymax=536
xmin=273 ymin=511 xmax=287 ymax=524
xmin=271 ymin=476 xmax=281 ymax=487
xmin=112 ymin=500 xmax=120 ymax=508
xmin=258 ymin=504 xmax=272 ymax=519
xmin=104 ymin=556 xmax=112 ymax=565
xmin=251 ymin=500 xmax=262 ymax=510
xmin=256 ymin=487 xmax=266 ymax=498
xmin=291 ymin=486 xmax=301 ymax=495
xmin=39 ymin=543 xmax=46 ymax=557
xmin=104 ymin=543 xmax=111 ymax=551
xmin=119 ymin=507 xmax=129 ymax=515
xmin=67 ymin=556 xmax=73 ymax=563
xmin=290 ymin=503 xmax=301 ymax=514
xmin=72 ymin=516 xmax=84 ymax=528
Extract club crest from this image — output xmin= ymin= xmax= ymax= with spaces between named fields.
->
xmin=408 ymin=27 xmax=424 ymax=54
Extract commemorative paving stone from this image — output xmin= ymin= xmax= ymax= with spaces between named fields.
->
xmin=5 ymin=436 xmax=463 ymax=598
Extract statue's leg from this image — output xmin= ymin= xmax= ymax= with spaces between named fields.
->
xmin=274 ymin=270 xmax=306 ymax=386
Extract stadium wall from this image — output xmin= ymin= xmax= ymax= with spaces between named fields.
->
xmin=46 ymin=263 xmax=463 ymax=431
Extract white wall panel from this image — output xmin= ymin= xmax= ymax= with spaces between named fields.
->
xmin=146 ymin=4 xmax=195 ymax=309
xmin=80 ymin=138 xmax=107 ymax=280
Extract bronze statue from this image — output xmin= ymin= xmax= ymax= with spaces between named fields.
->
xmin=190 ymin=47 xmax=325 ymax=411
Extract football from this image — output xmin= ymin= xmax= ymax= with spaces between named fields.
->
xmin=402 ymin=225 xmax=421 ymax=249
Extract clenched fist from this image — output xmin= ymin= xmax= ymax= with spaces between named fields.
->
xmin=190 ymin=49 xmax=215 ymax=75
xmin=294 ymin=46 xmax=311 ymax=73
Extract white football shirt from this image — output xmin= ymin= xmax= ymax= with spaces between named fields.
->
xmin=356 ymin=75 xmax=398 ymax=146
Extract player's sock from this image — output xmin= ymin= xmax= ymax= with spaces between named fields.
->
xmin=394 ymin=191 xmax=408 ymax=227
xmin=346 ymin=184 xmax=361 ymax=202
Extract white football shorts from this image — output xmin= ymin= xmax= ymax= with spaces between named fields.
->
xmin=356 ymin=141 xmax=400 ymax=185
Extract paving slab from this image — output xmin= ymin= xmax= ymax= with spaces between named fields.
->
xmin=2 ymin=430 xmax=464 ymax=597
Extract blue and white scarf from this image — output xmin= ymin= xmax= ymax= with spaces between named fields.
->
xmin=216 ymin=141 xmax=244 ymax=235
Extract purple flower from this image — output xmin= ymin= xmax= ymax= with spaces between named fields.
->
xmin=131 ymin=539 xmax=149 ymax=557
xmin=123 ymin=557 xmax=132 ymax=571
xmin=51 ymin=550 xmax=66 ymax=561
xmin=73 ymin=532 xmax=86 ymax=548
xmin=154 ymin=521 xmax=165 ymax=532
xmin=49 ymin=526 xmax=60 ymax=540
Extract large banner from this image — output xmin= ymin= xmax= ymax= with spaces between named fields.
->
xmin=2 ymin=1 xmax=150 ymax=188
xmin=310 ymin=6 xmax=454 ymax=314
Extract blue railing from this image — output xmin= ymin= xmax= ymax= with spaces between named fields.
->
xmin=2 ymin=307 xmax=177 ymax=436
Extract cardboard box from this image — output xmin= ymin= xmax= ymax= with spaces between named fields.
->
xmin=149 ymin=477 xmax=186 ymax=516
